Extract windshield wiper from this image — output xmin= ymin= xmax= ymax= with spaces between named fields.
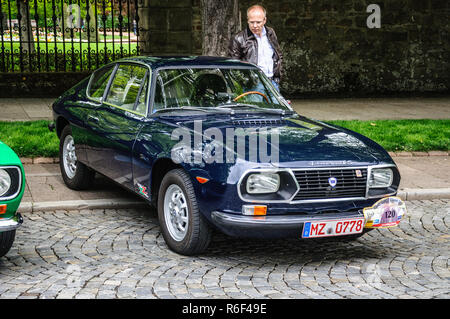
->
xmin=155 ymin=106 xmax=233 ymax=114
xmin=217 ymin=103 xmax=291 ymax=115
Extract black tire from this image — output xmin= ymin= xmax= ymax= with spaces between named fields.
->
xmin=0 ymin=230 xmax=16 ymax=257
xmin=59 ymin=125 xmax=95 ymax=190
xmin=157 ymin=169 xmax=212 ymax=255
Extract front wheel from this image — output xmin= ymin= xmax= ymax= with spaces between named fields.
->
xmin=59 ymin=125 xmax=95 ymax=190
xmin=157 ymin=169 xmax=212 ymax=255
xmin=0 ymin=230 xmax=16 ymax=257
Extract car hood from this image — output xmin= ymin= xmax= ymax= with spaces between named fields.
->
xmin=157 ymin=113 xmax=393 ymax=167
xmin=0 ymin=140 xmax=22 ymax=166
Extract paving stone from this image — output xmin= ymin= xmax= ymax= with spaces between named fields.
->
xmin=0 ymin=200 xmax=449 ymax=299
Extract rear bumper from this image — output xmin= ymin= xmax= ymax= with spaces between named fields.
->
xmin=211 ymin=210 xmax=364 ymax=238
xmin=0 ymin=213 xmax=23 ymax=232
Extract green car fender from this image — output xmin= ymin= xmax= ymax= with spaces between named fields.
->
xmin=0 ymin=140 xmax=25 ymax=220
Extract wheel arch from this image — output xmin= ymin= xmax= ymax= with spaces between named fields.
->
xmin=55 ymin=116 xmax=70 ymax=139
xmin=149 ymin=157 xmax=184 ymax=206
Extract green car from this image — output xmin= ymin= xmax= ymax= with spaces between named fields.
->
xmin=0 ymin=140 xmax=24 ymax=257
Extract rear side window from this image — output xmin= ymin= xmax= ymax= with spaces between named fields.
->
xmin=105 ymin=64 xmax=148 ymax=114
xmin=88 ymin=65 xmax=115 ymax=100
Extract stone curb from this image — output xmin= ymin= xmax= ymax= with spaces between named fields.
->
xmin=396 ymin=188 xmax=450 ymax=201
xmin=16 ymin=188 xmax=450 ymax=213
xmin=388 ymin=151 xmax=449 ymax=157
xmin=20 ymin=157 xmax=59 ymax=164
xmin=18 ymin=152 xmax=450 ymax=164
xmin=17 ymin=198 xmax=148 ymax=213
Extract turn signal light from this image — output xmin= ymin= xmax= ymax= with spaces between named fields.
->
xmin=196 ymin=177 xmax=209 ymax=184
xmin=242 ymin=205 xmax=267 ymax=216
xmin=0 ymin=205 xmax=6 ymax=215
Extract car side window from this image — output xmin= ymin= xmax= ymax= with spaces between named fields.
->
xmin=105 ymin=64 xmax=148 ymax=114
xmin=88 ymin=65 xmax=115 ymax=100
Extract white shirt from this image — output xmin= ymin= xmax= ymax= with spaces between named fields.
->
xmin=254 ymin=27 xmax=274 ymax=78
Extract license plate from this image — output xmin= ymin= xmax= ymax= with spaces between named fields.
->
xmin=302 ymin=217 xmax=365 ymax=238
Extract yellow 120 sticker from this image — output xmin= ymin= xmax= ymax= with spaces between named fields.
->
xmin=363 ymin=196 xmax=407 ymax=228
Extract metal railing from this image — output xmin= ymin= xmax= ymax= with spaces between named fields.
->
xmin=0 ymin=0 xmax=141 ymax=72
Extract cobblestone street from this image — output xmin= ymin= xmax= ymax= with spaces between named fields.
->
xmin=0 ymin=200 xmax=449 ymax=299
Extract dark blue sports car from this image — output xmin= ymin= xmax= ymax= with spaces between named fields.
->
xmin=51 ymin=56 xmax=406 ymax=255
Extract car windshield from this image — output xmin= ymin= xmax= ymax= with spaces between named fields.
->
xmin=152 ymin=68 xmax=290 ymax=113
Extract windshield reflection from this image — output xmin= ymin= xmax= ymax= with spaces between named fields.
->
xmin=153 ymin=68 xmax=290 ymax=113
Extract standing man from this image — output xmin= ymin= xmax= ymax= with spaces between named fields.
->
xmin=228 ymin=4 xmax=283 ymax=91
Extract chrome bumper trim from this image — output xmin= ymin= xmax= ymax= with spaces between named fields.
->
xmin=211 ymin=210 xmax=363 ymax=229
xmin=0 ymin=213 xmax=23 ymax=232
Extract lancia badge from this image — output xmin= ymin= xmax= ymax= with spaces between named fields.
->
xmin=328 ymin=177 xmax=337 ymax=188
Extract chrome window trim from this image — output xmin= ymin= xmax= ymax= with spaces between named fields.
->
xmin=237 ymin=164 xmax=399 ymax=204
xmin=86 ymin=63 xmax=117 ymax=103
xmin=149 ymin=65 xmax=289 ymax=114
xmin=86 ymin=61 xmax=152 ymax=118
xmin=0 ymin=166 xmax=22 ymax=201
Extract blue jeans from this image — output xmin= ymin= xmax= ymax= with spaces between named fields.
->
xmin=271 ymin=80 xmax=279 ymax=92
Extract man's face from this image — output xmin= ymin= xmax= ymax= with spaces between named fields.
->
xmin=247 ymin=8 xmax=266 ymax=36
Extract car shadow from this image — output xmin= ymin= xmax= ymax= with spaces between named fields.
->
xmin=198 ymin=231 xmax=397 ymax=264
xmin=135 ymin=207 xmax=391 ymax=262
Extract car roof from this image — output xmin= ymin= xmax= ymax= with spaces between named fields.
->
xmin=116 ymin=55 xmax=257 ymax=70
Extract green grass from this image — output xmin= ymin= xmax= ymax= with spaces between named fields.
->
xmin=0 ymin=119 xmax=449 ymax=158
xmin=0 ymin=120 xmax=59 ymax=158
xmin=6 ymin=41 xmax=137 ymax=53
xmin=327 ymin=119 xmax=450 ymax=152
xmin=3 ymin=41 xmax=138 ymax=72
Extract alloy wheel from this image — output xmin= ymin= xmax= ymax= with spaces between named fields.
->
xmin=62 ymin=135 xmax=77 ymax=179
xmin=163 ymin=184 xmax=189 ymax=241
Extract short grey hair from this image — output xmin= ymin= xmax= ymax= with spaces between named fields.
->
xmin=247 ymin=4 xmax=267 ymax=18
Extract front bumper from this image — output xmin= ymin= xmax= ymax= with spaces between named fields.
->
xmin=211 ymin=210 xmax=364 ymax=238
xmin=0 ymin=213 xmax=23 ymax=232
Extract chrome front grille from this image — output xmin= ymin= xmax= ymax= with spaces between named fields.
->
xmin=293 ymin=168 xmax=367 ymax=201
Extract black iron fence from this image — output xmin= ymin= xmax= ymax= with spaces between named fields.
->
xmin=0 ymin=0 xmax=141 ymax=72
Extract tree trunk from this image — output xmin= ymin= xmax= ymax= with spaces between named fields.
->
xmin=201 ymin=0 xmax=240 ymax=57
xmin=0 ymin=5 xmax=7 ymax=34
xmin=17 ymin=0 xmax=35 ymax=54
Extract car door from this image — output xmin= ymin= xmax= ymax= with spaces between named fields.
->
xmin=87 ymin=63 xmax=150 ymax=190
xmin=73 ymin=63 xmax=116 ymax=165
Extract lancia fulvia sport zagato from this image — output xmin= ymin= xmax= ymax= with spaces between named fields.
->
xmin=51 ymin=56 xmax=406 ymax=255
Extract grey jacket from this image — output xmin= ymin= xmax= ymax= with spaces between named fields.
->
xmin=228 ymin=26 xmax=283 ymax=83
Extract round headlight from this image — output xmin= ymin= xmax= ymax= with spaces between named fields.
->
xmin=0 ymin=169 xmax=12 ymax=197
xmin=246 ymin=172 xmax=280 ymax=194
xmin=369 ymin=168 xmax=393 ymax=188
